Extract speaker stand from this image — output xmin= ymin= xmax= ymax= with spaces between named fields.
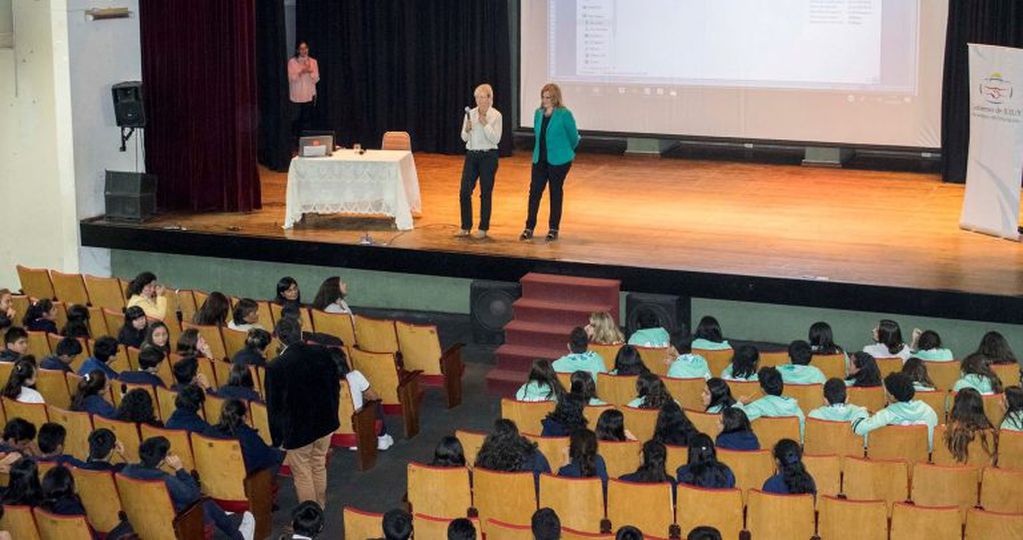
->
xmin=119 ymin=127 xmax=137 ymax=152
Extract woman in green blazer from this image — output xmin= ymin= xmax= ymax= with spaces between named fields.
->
xmin=521 ymin=83 xmax=580 ymax=242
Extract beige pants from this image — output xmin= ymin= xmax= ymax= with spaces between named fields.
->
xmin=285 ymin=433 xmax=332 ymax=508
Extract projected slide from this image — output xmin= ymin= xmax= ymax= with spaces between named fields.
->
xmin=521 ymin=0 xmax=947 ymax=148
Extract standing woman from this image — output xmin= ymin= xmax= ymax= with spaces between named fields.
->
xmin=521 ymin=83 xmax=579 ymax=242
xmin=288 ymin=42 xmax=320 ymax=144
xmin=457 ymin=83 xmax=502 ymax=239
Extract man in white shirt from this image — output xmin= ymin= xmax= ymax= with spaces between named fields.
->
xmin=457 ymin=83 xmax=503 ymax=239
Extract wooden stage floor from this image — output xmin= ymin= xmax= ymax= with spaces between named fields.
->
xmin=81 ymin=152 xmax=1023 ymax=322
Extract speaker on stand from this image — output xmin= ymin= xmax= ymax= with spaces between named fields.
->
xmin=624 ymin=292 xmax=691 ymax=337
xmin=470 ymin=280 xmax=521 ymax=345
xmin=112 ymin=81 xmax=145 ymax=151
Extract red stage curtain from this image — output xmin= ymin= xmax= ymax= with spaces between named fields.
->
xmin=139 ymin=0 xmax=261 ymax=212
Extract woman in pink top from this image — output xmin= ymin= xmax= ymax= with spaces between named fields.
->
xmin=288 ymin=42 xmax=320 ymax=143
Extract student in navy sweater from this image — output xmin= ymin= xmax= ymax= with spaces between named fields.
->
xmin=115 ymin=388 xmax=162 ymax=427
xmin=38 ymin=466 xmax=91 ymax=524
xmin=206 ymin=399 xmax=283 ymax=473
xmin=165 ymin=384 xmax=210 ymax=433
xmin=35 ymin=423 xmax=87 ymax=468
xmin=170 ymin=355 xmax=212 ymax=392
xmin=117 ymin=306 xmax=147 ymax=349
xmin=70 ymin=370 xmax=117 ymax=419
xmin=762 ymin=438 xmax=816 ymax=495
xmin=40 ymin=337 xmax=82 ymax=373
xmin=22 ymin=299 xmax=58 ymax=335
xmin=231 ymin=328 xmax=271 ymax=368
xmin=676 ymin=433 xmax=736 ymax=489
xmin=1 ymin=418 xmax=37 ymax=455
xmin=619 ymin=440 xmax=675 ymax=486
xmin=541 ymin=393 xmax=589 ymax=437
xmin=0 ymin=327 xmax=29 ymax=363
xmin=555 ymin=428 xmax=608 ymax=490
xmin=77 ymin=428 xmax=126 ymax=472
xmin=215 ymin=363 xmax=262 ymax=403
xmin=1 ymin=457 xmax=41 ymax=505
xmin=77 ymin=337 xmax=120 ymax=381
xmin=118 ymin=346 xmax=166 ymax=387
xmin=714 ymin=407 xmax=760 ymax=451
xmin=288 ymin=501 xmax=325 ymax=540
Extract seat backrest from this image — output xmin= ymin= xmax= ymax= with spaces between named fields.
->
xmin=811 ymin=353 xmax=847 ymax=380
xmin=501 ymin=398 xmax=555 ymax=436
xmin=595 ymin=374 xmax=638 ymax=407
xmin=115 ymin=474 xmax=182 ymax=540
xmin=406 ymin=462 xmax=472 ymax=519
xmin=49 ymin=271 xmax=89 ymax=306
xmin=395 ymin=321 xmax=444 ymax=376
xmin=804 ymin=418 xmax=864 ymax=458
xmin=35 ymin=368 xmax=72 ymax=409
xmin=964 ymin=507 xmax=1023 ymax=540
xmin=664 ymin=444 xmax=688 ymax=474
xmin=221 ymin=326 xmax=248 ymax=359
xmin=847 ymin=386 xmax=886 ymax=412
xmin=86 ymin=307 xmax=109 ymax=338
xmin=0 ymin=504 xmax=41 ymax=540
xmin=343 ymin=506 xmax=383 ymax=539
xmin=716 ymin=448 xmax=775 ymax=498
xmin=606 ymin=479 xmax=674 ymax=538
xmin=2 ymin=397 xmax=49 ymax=428
xmin=141 ymin=424 xmax=196 ymax=472
xmin=816 ymin=495 xmax=888 ymax=540
xmin=249 ymin=401 xmax=272 ymax=445
xmin=72 ymin=467 xmax=123 ymax=533
xmin=17 ymin=265 xmax=55 ymax=300
xmin=455 ymin=430 xmax=487 ymax=468
xmin=381 ymin=130 xmax=412 ymax=151
xmin=353 ymin=315 xmax=399 ymax=353
xmin=538 ymin=474 xmax=605 ymax=534
xmin=485 ymin=518 xmax=534 ymax=540
xmin=335 ymin=380 xmax=356 ymax=439
xmin=694 ymin=349 xmax=733 ymax=378
xmin=866 ymin=424 xmax=930 ymax=465
xmin=523 ymin=434 xmax=569 ymax=473
xmin=175 ymin=290 xmax=198 ymax=324
xmin=981 ymin=393 xmax=1003 ymax=428
xmin=599 ymin=440 xmax=642 ymax=478
xmin=998 ymin=429 xmax=1023 ymax=470
xmin=101 ymin=309 xmax=126 ymax=341
xmin=875 ymin=357 xmax=903 ymax=378
xmin=191 ymin=431 xmax=248 ymax=502
xmin=33 ymin=506 xmax=93 ymax=540
xmin=413 ymin=513 xmax=481 ymax=539
xmin=472 ymin=469 xmax=537 ymax=534
xmin=26 ymin=330 xmax=52 ymax=358
xmin=154 ymin=385 xmax=179 ymax=424
xmin=350 ymin=349 xmax=401 ymax=405
xmin=931 ymin=425 xmax=995 ymax=467
xmin=203 ymin=392 xmax=228 ymax=425
xmin=751 ymin=416 xmax=802 ymax=448
xmin=662 ymin=377 xmax=706 ymax=411
xmin=980 ymin=466 xmax=1023 ymax=514
xmin=91 ymin=416 xmax=141 ymax=463
xmin=991 ymin=363 xmax=1021 ymax=388
xmin=633 ymin=346 xmax=668 ymax=376
xmin=916 ymin=390 xmax=949 ymax=423
xmin=745 ymin=489 xmax=816 ymax=540
xmin=46 ymin=406 xmax=93 ymax=460
xmin=311 ymin=309 xmax=356 ymax=347
xmin=782 ymin=383 xmax=824 ymax=415
xmin=674 ymin=484 xmax=743 ymax=540
xmin=724 ymin=379 xmax=762 ymax=402
xmin=802 ymin=453 xmax=842 ymax=497
xmin=842 ymin=457 xmax=909 ymax=512
xmin=925 ymin=361 xmax=962 ymax=392
xmin=620 ymin=406 xmax=658 ymax=442
xmin=588 ymin=344 xmax=620 ymax=371
xmin=889 ymin=502 xmax=963 ymax=540
xmin=83 ymin=275 xmax=125 ymax=310
xmin=758 ymin=351 xmax=788 ymax=369
xmin=584 ymin=404 xmax=612 ymax=431
xmin=686 ymin=409 xmax=722 ymax=438
xmin=181 ymin=322 xmax=227 ymax=362
xmin=911 ymin=463 xmax=980 ymax=521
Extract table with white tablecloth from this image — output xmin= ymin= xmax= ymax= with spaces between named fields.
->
xmin=284 ymin=149 xmax=422 ymax=230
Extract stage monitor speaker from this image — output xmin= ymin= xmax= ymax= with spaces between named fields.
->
xmin=105 ymin=170 xmax=157 ymax=222
xmin=470 ymin=280 xmax=521 ymax=345
xmin=624 ymin=292 xmax=691 ymax=338
xmin=112 ymin=81 xmax=146 ymax=128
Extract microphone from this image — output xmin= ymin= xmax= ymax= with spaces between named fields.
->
xmin=464 ymin=106 xmax=472 ymax=123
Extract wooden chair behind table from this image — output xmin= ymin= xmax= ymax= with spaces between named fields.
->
xmin=91 ymin=416 xmax=141 ymax=463
xmin=455 ymin=430 xmax=487 ymax=468
xmin=485 ymin=519 xmax=534 ymax=540
xmin=26 ymin=330 xmax=52 ymax=359
xmin=381 ymin=130 xmax=412 ymax=151
xmin=596 ymin=373 xmax=638 ymax=407
xmin=606 ymin=479 xmax=675 ymax=539
xmin=523 ymin=434 xmax=569 ymax=474
xmin=812 ymin=353 xmax=847 ymax=380
xmin=2 ymin=397 xmax=49 ymax=428
xmin=17 ymin=264 xmax=56 ymax=300
xmin=716 ymin=449 xmax=775 ymax=501
xmin=634 ymin=346 xmax=669 ymax=376
xmin=847 ymin=386 xmax=887 ymax=413
xmin=816 ymin=495 xmax=889 ymax=540
xmin=413 ymin=513 xmax=481 ymax=540
xmin=662 ymin=376 xmax=706 ymax=411
xmin=675 ymin=485 xmax=744 ymax=540
xmin=980 ymin=466 xmax=1023 ymax=514
xmin=751 ymin=416 xmax=802 ymax=449
xmin=931 ymin=425 xmax=995 ymax=467
xmin=686 ymin=409 xmax=722 ymax=438
xmin=965 ymin=508 xmax=1023 ymax=540
xmin=804 ymin=418 xmax=865 ymax=459
xmin=841 ymin=456 xmax=909 ymax=514
xmin=36 ymin=368 xmax=72 ymax=409
xmin=782 ymin=383 xmax=825 ymax=415
xmin=33 ymin=506 xmax=94 ymax=540
xmin=72 ymin=468 xmax=124 ymax=535
xmin=539 ymin=474 xmax=606 ymax=535
xmin=344 ymin=507 xmax=384 ymax=539
xmin=992 ymin=363 xmax=1021 ymax=388
xmin=191 ymin=431 xmax=274 ymax=540
xmin=0 ymin=504 xmax=42 ymax=540
xmin=588 ymin=343 xmax=621 ymax=372
xmin=694 ymin=348 xmax=733 ymax=379
xmin=926 ymin=361 xmax=962 ymax=392
xmin=116 ymin=473 xmax=205 ymax=540
xmin=83 ymin=275 xmax=125 ymax=311
xmin=406 ymin=462 xmax=473 ymax=520
xmin=802 ymin=453 xmax=842 ymax=497
xmin=911 ymin=463 xmax=981 ymax=522
xmin=744 ymin=489 xmax=816 ymax=540
xmin=501 ymin=398 xmax=555 ymax=436
xmin=49 ymin=270 xmax=89 ymax=306
xmin=599 ymin=440 xmax=642 ymax=479
xmin=46 ymin=406 xmax=93 ymax=460
xmin=889 ymin=502 xmax=963 ymax=540
xmin=395 ymin=320 xmax=466 ymax=408
xmin=350 ymin=348 xmax=423 ymax=437
xmin=472 ymin=469 xmax=538 ymax=535
xmin=620 ymin=406 xmax=659 ymax=443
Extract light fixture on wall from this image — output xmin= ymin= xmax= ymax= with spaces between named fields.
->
xmin=85 ymin=7 xmax=132 ymax=21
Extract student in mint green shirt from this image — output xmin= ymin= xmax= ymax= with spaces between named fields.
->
xmin=910 ymin=329 xmax=954 ymax=361
xmin=901 ymin=358 xmax=937 ymax=392
xmin=853 ymin=372 xmax=939 ymax=450
xmin=951 ymin=354 xmax=1003 ymax=395
xmin=703 ymin=378 xmax=738 ymax=413
xmin=627 ymin=309 xmax=670 ymax=348
xmin=1001 ymin=386 xmax=1023 ymax=431
xmin=741 ymin=367 xmax=806 ymax=439
xmin=808 ymin=378 xmax=869 ymax=424
xmin=665 ymin=335 xmax=711 ymax=380
xmin=515 ymin=359 xmax=565 ymax=402
xmin=691 ymin=316 xmax=731 ymax=351
xmin=721 ymin=345 xmax=759 ymax=382
xmin=552 ymin=327 xmax=607 ymax=381
xmin=777 ymin=340 xmax=826 ymax=385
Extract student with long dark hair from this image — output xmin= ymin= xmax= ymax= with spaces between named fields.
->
xmin=71 ymin=370 xmax=116 ymax=418
xmin=721 ymin=345 xmax=759 ymax=381
xmin=620 ymin=440 xmax=674 ymax=485
xmin=901 ymin=358 xmax=936 ymax=391
xmin=116 ymin=388 xmax=162 ymax=427
xmin=691 ymin=316 xmax=731 ymax=351
xmin=312 ymin=276 xmax=353 ymax=316
xmin=193 ymin=292 xmax=230 ymax=327
xmin=612 ymin=345 xmax=649 ymax=376
xmin=975 ymin=331 xmax=1017 ymax=366
xmin=23 ymin=299 xmax=58 ymax=334
xmin=117 ymin=306 xmax=147 ymax=349
xmin=216 ymin=363 xmax=261 ymax=403
xmin=953 ymin=353 xmax=1004 ymax=394
xmin=556 ymin=428 xmax=608 ymax=490
xmin=232 ymin=328 xmax=271 ymax=368
xmin=703 ymin=377 xmax=737 ymax=413
xmin=125 ymin=271 xmax=168 ymax=321
xmin=762 ymin=439 xmax=816 ymax=495
xmin=943 ymin=388 xmax=995 ymax=464
xmin=176 ymin=329 xmax=213 ymax=361
xmin=209 ymin=399 xmax=284 ymax=473
xmin=38 ymin=465 xmax=89 ymax=519
xmin=1002 ymin=386 xmax=1023 ymax=432
xmin=515 ymin=359 xmax=565 ymax=402
xmin=911 ymin=329 xmax=954 ymax=361
xmin=595 ymin=409 xmax=635 ymax=442
xmin=715 ymin=407 xmax=760 ymax=451
xmin=808 ymin=378 xmax=868 ymax=424
xmin=863 ymin=319 xmax=911 ymax=361
xmin=628 ymin=372 xmax=673 ymax=409
xmin=570 ymin=370 xmax=606 ymax=405
xmin=853 ymin=373 xmax=939 ymax=450
xmin=1 ymin=457 xmax=42 ymax=505
xmin=430 ymin=436 xmax=466 ymax=467
xmin=676 ymin=433 xmax=735 ymax=488
xmin=808 ymin=321 xmax=843 ymax=356
xmin=227 ymin=299 xmax=262 ymax=332
xmin=143 ymin=321 xmax=172 ymax=356
xmin=845 ymin=352 xmax=882 ymax=388
xmin=61 ymin=304 xmax=91 ymax=339
xmin=3 ymin=359 xmax=44 ymax=403
xmin=666 ymin=335 xmax=711 ymax=380
xmin=541 ymin=394 xmax=588 ymax=437
xmin=628 ymin=309 xmax=669 ymax=348
xmin=475 ymin=419 xmax=551 ymax=478
xmin=274 ymin=277 xmax=302 ymax=308
xmin=653 ymin=401 xmax=699 ymax=446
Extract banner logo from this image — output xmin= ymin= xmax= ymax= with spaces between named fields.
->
xmin=980 ymin=73 xmax=1014 ymax=105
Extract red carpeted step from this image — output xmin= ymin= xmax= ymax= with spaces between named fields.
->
xmin=520 ymin=273 xmax=621 ymax=316
xmin=485 ymin=367 xmax=532 ymax=397
xmin=511 ymin=298 xmax=613 ymax=327
xmin=493 ymin=343 xmax=562 ymax=371
xmin=503 ymin=320 xmax=577 ymax=350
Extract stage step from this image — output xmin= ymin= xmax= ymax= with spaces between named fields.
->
xmin=511 ymin=298 xmax=614 ymax=327
xmin=503 ymin=320 xmax=577 ymax=350
xmin=486 ymin=368 xmax=532 ymax=397
xmin=520 ymin=273 xmax=621 ymax=313
xmin=493 ymin=343 xmax=563 ymax=372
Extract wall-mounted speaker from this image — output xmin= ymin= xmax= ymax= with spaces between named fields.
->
xmin=470 ymin=280 xmax=521 ymax=345
xmin=112 ymin=81 xmax=146 ymax=128
xmin=624 ymin=292 xmax=691 ymax=337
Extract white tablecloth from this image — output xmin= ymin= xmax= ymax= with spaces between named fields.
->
xmin=284 ymin=149 xmax=422 ymax=230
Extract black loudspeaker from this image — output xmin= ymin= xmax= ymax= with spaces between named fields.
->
xmin=112 ymin=81 xmax=146 ymax=128
xmin=624 ymin=292 xmax=691 ymax=337
xmin=470 ymin=280 xmax=521 ymax=345
xmin=105 ymin=170 xmax=157 ymax=222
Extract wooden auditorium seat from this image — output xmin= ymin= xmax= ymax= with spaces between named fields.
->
xmin=2 ymin=397 xmax=49 ymax=428
xmin=350 ymin=348 xmax=422 ymax=437
xmin=964 ymin=508 xmax=1023 ymax=540
xmin=249 ymin=401 xmax=273 ymax=446
xmin=724 ymin=379 xmax=762 ymax=403
xmin=925 ymin=361 xmax=962 ymax=392
xmin=115 ymin=473 xmax=205 ymax=540
xmin=17 ymin=264 xmax=55 ymax=300
xmin=716 ymin=448 xmax=775 ymax=500
xmin=49 ymin=270 xmax=89 ymax=306
xmin=596 ymin=374 xmax=638 ymax=407
xmin=751 ymin=416 xmax=802 ymax=448
xmin=46 ymin=406 xmax=92 ymax=460
xmin=661 ymin=376 xmax=706 ymax=410
xmin=26 ymin=331 xmax=51 ymax=359
xmin=455 ymin=430 xmax=487 ymax=467
xmin=501 ymin=398 xmax=555 ymax=435
xmin=664 ymin=444 xmax=688 ymax=474
xmin=584 ymin=404 xmax=613 ymax=431
xmin=782 ymin=383 xmax=825 ymax=415
xmin=343 ymin=506 xmax=383 ymax=539
xmin=757 ymin=351 xmax=789 ymax=369
xmin=101 ymin=309 xmax=126 ymax=341
xmin=674 ymin=484 xmax=743 ymax=540
xmin=91 ymin=416 xmax=141 ymax=463
xmin=979 ymin=466 xmax=1023 ymax=514
xmin=865 ymin=424 xmax=929 ymax=465
xmin=842 ymin=456 xmax=909 ymax=513
xmin=406 ymin=462 xmax=473 ymax=519
xmin=910 ymin=463 xmax=980 ymax=521
xmin=191 ymin=431 xmax=274 ymax=540
xmin=816 ymin=495 xmax=888 ymax=540
xmin=744 ymin=489 xmax=815 ymax=540
xmin=83 ymin=275 xmax=125 ymax=311
xmin=916 ymin=390 xmax=949 ymax=422
xmin=353 ymin=315 xmax=399 ymax=353
xmin=685 ymin=409 xmax=722 ymax=438
xmin=634 ymin=346 xmax=669 ymax=376
xmin=202 ymin=393 xmax=227 ymax=426
xmin=599 ymin=439 xmax=643 ymax=478
xmin=811 ymin=353 xmax=846 ymax=380
xmin=381 ymin=131 xmax=412 ymax=151
xmin=181 ymin=322 xmax=228 ymax=362
xmin=991 ymin=363 xmax=1021 ymax=388
xmin=33 ymin=506 xmax=93 ymax=540
xmin=86 ymin=307 xmax=109 ymax=339
xmin=560 ymin=529 xmax=614 ymax=540
xmin=140 ymin=424 xmax=196 ymax=473
xmin=694 ymin=348 xmax=733 ymax=379
xmin=538 ymin=474 xmax=606 ymax=534
xmin=221 ymin=326 xmax=248 ymax=359
xmin=889 ymin=502 xmax=962 ymax=540
xmin=605 ymin=479 xmax=674 ymax=539
xmin=620 ymin=406 xmax=658 ymax=442
xmin=485 ymin=518 xmax=534 ymax=540
xmin=154 ymin=385 xmax=179 ymax=424
xmin=0 ymin=504 xmax=41 ymax=540
xmin=413 ymin=513 xmax=481 ymax=539
xmin=395 ymin=320 xmax=465 ymax=408
xmin=35 ymin=368 xmax=72 ymax=409
xmin=802 ymin=453 xmax=842 ymax=497
xmin=523 ymin=434 xmax=570 ymax=474
xmin=588 ymin=343 xmax=620 ymax=371
xmin=875 ymin=357 xmax=903 ymax=378
xmin=998 ymin=429 xmax=1023 ymax=470
xmin=311 ymin=308 xmax=357 ymax=347
xmin=472 ymin=469 xmax=537 ymax=535
xmin=804 ymin=418 xmax=865 ymax=458
xmin=846 ymin=386 xmax=886 ymax=413
xmin=72 ymin=467 xmax=124 ymax=535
